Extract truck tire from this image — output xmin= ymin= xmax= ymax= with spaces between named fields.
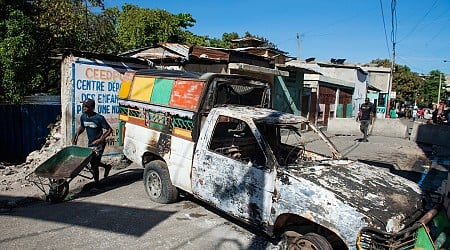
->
xmin=279 ymin=231 xmax=332 ymax=250
xmin=143 ymin=160 xmax=178 ymax=204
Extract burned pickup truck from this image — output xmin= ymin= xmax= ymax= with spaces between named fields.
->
xmin=118 ymin=70 xmax=428 ymax=249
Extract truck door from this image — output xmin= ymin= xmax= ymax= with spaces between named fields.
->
xmin=192 ymin=114 xmax=275 ymax=226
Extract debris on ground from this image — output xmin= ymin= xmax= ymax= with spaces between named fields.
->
xmin=0 ymin=121 xmax=126 ymax=203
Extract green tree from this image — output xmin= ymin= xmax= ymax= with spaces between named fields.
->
xmin=420 ymin=70 xmax=446 ymax=106
xmin=371 ymin=59 xmax=423 ymax=105
xmin=0 ymin=4 xmax=39 ymax=103
xmin=85 ymin=7 xmax=121 ymax=53
xmin=370 ymin=58 xmax=391 ymax=68
xmin=116 ymin=5 xmax=196 ymax=51
xmin=392 ymin=65 xmax=423 ymax=104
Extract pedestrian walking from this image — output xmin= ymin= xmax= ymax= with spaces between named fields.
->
xmin=389 ymin=107 xmax=397 ymax=118
xmin=72 ymin=98 xmax=113 ymax=185
xmin=418 ymin=108 xmax=424 ymax=119
xmin=356 ymin=98 xmax=375 ymax=142
xmin=412 ymin=106 xmax=418 ymax=121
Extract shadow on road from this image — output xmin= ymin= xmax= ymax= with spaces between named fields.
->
xmin=179 ymin=194 xmax=276 ymax=250
xmin=0 ymin=168 xmax=170 ymax=238
xmin=0 ymin=196 xmax=175 ymax=238
xmin=72 ymin=168 xmax=143 ymax=199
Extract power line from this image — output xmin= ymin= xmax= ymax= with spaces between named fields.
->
xmin=386 ymin=0 xmax=397 ymax=118
xmin=379 ymin=0 xmax=391 ymax=56
xmin=425 ymin=7 xmax=450 ymax=44
xmin=398 ymin=0 xmax=439 ymax=43
xmin=391 ymin=0 xmax=397 ymax=47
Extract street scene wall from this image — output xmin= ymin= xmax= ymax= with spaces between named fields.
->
xmin=327 ymin=118 xmax=409 ymax=138
xmin=61 ymin=56 xmax=148 ymax=156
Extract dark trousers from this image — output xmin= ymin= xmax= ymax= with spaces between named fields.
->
xmin=90 ymin=154 xmax=102 ymax=183
xmin=359 ymin=120 xmax=370 ymax=139
xmin=89 ymin=143 xmax=106 ymax=183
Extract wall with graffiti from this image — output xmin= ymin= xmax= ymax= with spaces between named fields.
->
xmin=61 ymin=55 xmax=148 ymax=156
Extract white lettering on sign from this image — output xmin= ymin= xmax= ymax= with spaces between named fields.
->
xmin=73 ymin=63 xmax=126 ymax=154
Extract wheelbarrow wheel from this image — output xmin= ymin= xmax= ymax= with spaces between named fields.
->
xmin=47 ymin=179 xmax=69 ymax=203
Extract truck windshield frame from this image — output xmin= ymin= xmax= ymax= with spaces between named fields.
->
xmin=256 ymin=122 xmax=334 ymax=167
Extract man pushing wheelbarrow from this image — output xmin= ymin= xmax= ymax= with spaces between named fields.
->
xmin=72 ymin=98 xmax=113 ymax=186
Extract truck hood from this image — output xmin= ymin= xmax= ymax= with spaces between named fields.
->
xmin=279 ymin=159 xmax=424 ymax=233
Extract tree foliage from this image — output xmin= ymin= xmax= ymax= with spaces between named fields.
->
xmin=116 ymin=5 xmax=196 ymax=51
xmin=392 ymin=64 xmax=423 ymax=104
xmin=2 ymin=1 xmax=278 ymax=103
xmin=370 ymin=58 xmax=391 ymax=68
xmin=421 ymin=70 xmax=446 ymax=106
xmin=0 ymin=3 xmax=39 ymax=103
xmin=0 ymin=0 xmax=121 ymax=103
xmin=5 ymin=1 xmax=439 ymax=106
xmin=371 ymin=59 xmax=445 ymax=107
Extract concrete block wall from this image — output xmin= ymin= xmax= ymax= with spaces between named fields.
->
xmin=327 ymin=118 xmax=409 ymax=138
xmin=413 ymin=123 xmax=450 ymax=147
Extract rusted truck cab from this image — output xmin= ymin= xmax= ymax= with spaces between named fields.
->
xmin=119 ymin=70 xmax=427 ymax=249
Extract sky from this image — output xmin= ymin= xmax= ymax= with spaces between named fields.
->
xmin=103 ymin=0 xmax=450 ymax=75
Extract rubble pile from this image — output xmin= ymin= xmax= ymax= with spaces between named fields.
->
xmin=0 ymin=121 xmax=64 ymax=195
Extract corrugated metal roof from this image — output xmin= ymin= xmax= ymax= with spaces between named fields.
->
xmin=319 ymin=75 xmax=355 ymax=89
xmin=22 ymin=95 xmax=61 ymax=104
xmin=285 ymin=61 xmax=322 ymax=74
xmin=129 ymin=47 xmax=182 ymax=59
xmin=51 ymin=48 xmax=147 ymax=65
xmin=118 ymin=43 xmax=189 ymax=60
xmin=160 ymin=43 xmax=189 ymax=58
xmin=189 ymin=46 xmax=230 ymax=61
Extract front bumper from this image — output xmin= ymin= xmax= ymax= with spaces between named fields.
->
xmin=357 ymin=205 xmax=450 ymax=250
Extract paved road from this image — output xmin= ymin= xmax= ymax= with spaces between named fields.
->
xmin=1 ymin=132 xmax=448 ymax=249
xmin=0 ymin=167 xmax=274 ymax=250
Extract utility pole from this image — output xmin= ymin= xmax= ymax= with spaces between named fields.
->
xmin=385 ymin=43 xmax=395 ymax=118
xmin=296 ymin=33 xmax=301 ymax=61
xmin=438 ymin=73 xmax=442 ymax=104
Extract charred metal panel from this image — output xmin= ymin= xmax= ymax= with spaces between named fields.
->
xmin=192 ymin=149 xmax=275 ymax=226
xmin=192 ymin=108 xmax=276 ymax=225
xmin=272 ymin=159 xmax=423 ymax=247
xmin=273 ymin=173 xmax=363 ymax=247
xmin=157 ymin=132 xmax=171 ymax=156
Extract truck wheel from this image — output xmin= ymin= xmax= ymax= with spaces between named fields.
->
xmin=279 ymin=231 xmax=332 ymax=250
xmin=144 ymin=160 xmax=178 ymax=204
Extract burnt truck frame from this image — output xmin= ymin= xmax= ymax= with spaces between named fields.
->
xmin=118 ymin=69 xmax=427 ymax=249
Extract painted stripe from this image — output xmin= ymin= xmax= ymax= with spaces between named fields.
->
xmin=173 ymin=127 xmax=192 ymax=139
xmin=128 ymin=116 xmax=146 ymax=126
xmin=118 ymin=114 xmax=129 ymax=121
xmin=151 ymin=78 xmax=174 ymax=105
xmin=119 ymin=80 xmax=132 ymax=99
xmin=169 ymin=80 xmax=204 ymax=110
xmin=130 ymin=77 xmax=155 ymax=102
xmin=71 ymin=63 xmax=76 ymax=138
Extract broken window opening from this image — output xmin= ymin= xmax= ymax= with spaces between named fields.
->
xmin=257 ymin=123 xmax=329 ymax=166
xmin=209 ymin=116 xmax=266 ymax=167
xmin=215 ymin=82 xmax=267 ymax=107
